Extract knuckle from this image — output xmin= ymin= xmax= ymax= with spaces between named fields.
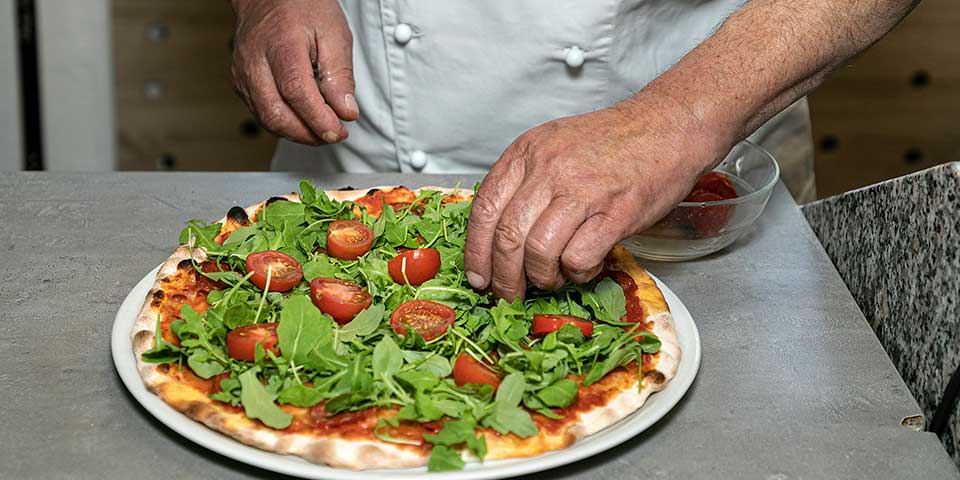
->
xmin=524 ymin=235 xmax=552 ymax=262
xmin=561 ymin=249 xmax=597 ymax=276
xmin=494 ymin=222 xmax=525 ymax=255
xmin=469 ymin=194 xmax=500 ymax=223
xmin=277 ymin=75 xmax=309 ymax=102
xmin=258 ymin=104 xmax=286 ymax=131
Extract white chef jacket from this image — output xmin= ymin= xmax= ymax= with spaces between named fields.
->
xmin=272 ymin=1 xmax=815 ymax=201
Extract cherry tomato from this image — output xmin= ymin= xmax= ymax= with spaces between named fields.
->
xmin=684 ymin=190 xmax=733 ymax=237
xmin=326 ymin=220 xmax=374 ymax=260
xmin=390 ymin=299 xmax=456 ymax=341
xmin=245 ymin=250 xmax=303 ymax=292
xmin=692 ymin=171 xmax=738 ymax=200
xmin=226 ymin=323 xmax=280 ymax=362
xmin=531 ymin=314 xmax=594 ymax=337
xmin=453 ymin=353 xmax=501 ymax=390
xmin=310 ymin=278 xmax=373 ymax=325
xmin=387 ymin=248 xmax=441 ymax=286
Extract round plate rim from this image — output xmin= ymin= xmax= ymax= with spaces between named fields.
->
xmin=112 ymin=265 xmax=701 ymax=480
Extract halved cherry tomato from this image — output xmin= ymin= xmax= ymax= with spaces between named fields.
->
xmin=531 ymin=314 xmax=594 ymax=337
xmin=245 ymin=250 xmax=303 ymax=292
xmin=453 ymin=353 xmax=501 ymax=390
xmin=326 ymin=220 xmax=374 ymax=260
xmin=387 ymin=248 xmax=441 ymax=286
xmin=390 ymin=299 xmax=456 ymax=341
xmin=310 ymin=278 xmax=373 ymax=325
xmin=226 ymin=323 xmax=280 ymax=362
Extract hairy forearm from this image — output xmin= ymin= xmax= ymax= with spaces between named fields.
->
xmin=623 ymin=0 xmax=919 ymax=166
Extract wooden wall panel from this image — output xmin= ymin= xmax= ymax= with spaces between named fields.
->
xmin=809 ymin=0 xmax=960 ymax=197
xmin=113 ymin=0 xmax=276 ymax=171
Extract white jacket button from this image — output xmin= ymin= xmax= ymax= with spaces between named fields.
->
xmin=394 ymin=24 xmax=413 ymax=45
xmin=564 ymin=46 xmax=585 ymax=68
xmin=408 ymin=150 xmax=428 ymax=170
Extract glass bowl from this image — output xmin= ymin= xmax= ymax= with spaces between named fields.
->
xmin=624 ymin=140 xmax=779 ymax=261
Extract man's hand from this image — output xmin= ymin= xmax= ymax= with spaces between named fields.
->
xmin=230 ymin=0 xmax=357 ymax=145
xmin=464 ymin=95 xmax=726 ymax=301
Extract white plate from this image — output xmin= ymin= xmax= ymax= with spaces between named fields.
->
xmin=112 ymin=265 xmax=701 ymax=480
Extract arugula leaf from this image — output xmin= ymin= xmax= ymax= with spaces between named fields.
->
xmin=395 ymin=369 xmax=440 ymax=392
xmin=481 ymin=403 xmax=538 ymax=438
xmin=372 ymin=336 xmax=403 ymax=378
xmin=428 ymin=445 xmax=465 ymax=472
xmin=535 ymin=379 xmax=578 ymax=408
xmin=635 ymin=331 xmax=662 ymax=353
xmin=582 ymin=347 xmax=631 ymax=386
xmin=187 ymin=351 xmax=226 ymax=379
xmin=261 ymin=200 xmax=305 ymax=228
xmin=423 ymin=418 xmax=487 ymax=459
xmin=239 ymin=368 xmax=293 ymax=429
xmin=277 ymin=294 xmax=328 ymax=364
xmin=338 ymin=304 xmax=385 ymax=342
xmin=141 ymin=316 xmax=182 ymax=363
xmin=588 ymin=278 xmax=627 ymax=322
xmin=299 ymin=180 xmax=316 ymax=205
xmin=277 ymin=384 xmax=325 ymax=407
xmin=210 ymin=375 xmax=241 ymax=405
xmin=221 ymin=225 xmax=258 ymax=249
xmin=302 ymin=255 xmax=340 ymax=281
xmin=495 ymin=372 xmax=526 ymax=407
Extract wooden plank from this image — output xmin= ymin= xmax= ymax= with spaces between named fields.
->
xmin=113 ymin=0 xmax=276 ymax=171
xmin=809 ymin=0 xmax=960 ymax=197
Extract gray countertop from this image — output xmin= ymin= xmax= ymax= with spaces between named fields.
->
xmin=1 ymin=172 xmax=957 ymax=479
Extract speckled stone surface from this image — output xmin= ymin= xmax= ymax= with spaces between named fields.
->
xmin=803 ymin=162 xmax=960 ymax=464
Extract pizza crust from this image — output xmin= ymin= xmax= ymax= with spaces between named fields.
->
xmin=131 ymin=186 xmax=681 ymax=470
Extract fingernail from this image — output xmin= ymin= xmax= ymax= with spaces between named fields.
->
xmin=466 ymin=271 xmax=485 ymax=289
xmin=321 ymin=131 xmax=339 ymax=143
xmin=344 ymin=94 xmax=358 ymax=115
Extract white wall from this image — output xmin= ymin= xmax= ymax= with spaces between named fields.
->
xmin=37 ymin=0 xmax=114 ymax=170
xmin=0 ymin=0 xmax=23 ymax=171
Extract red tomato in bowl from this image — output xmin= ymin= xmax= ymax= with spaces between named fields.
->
xmin=692 ymin=171 xmax=738 ymax=200
xmin=310 ymin=278 xmax=373 ymax=325
xmin=245 ymin=251 xmax=303 ymax=292
xmin=390 ymin=299 xmax=456 ymax=341
xmin=531 ymin=314 xmax=594 ymax=337
xmin=453 ymin=353 xmax=501 ymax=390
xmin=684 ymin=190 xmax=733 ymax=237
xmin=326 ymin=220 xmax=374 ymax=260
xmin=226 ymin=323 xmax=280 ymax=361
xmin=387 ymin=248 xmax=441 ymax=285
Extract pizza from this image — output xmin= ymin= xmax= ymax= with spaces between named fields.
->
xmin=131 ymin=182 xmax=681 ymax=471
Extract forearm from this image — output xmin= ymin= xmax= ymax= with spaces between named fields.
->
xmin=622 ymin=0 xmax=919 ymax=166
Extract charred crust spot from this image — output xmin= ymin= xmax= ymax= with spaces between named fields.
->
xmin=265 ymin=196 xmax=288 ymax=206
xmin=644 ymin=371 xmax=666 ymax=385
xmin=336 ymin=185 xmax=354 ymax=191
xmin=226 ymin=206 xmax=249 ymax=224
xmin=366 ymin=188 xmax=382 ymax=196
xmin=153 ymin=290 xmax=164 ymax=300
xmin=177 ymin=259 xmax=194 ymax=271
xmin=184 ymin=401 xmax=213 ymax=422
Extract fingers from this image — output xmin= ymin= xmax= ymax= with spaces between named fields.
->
xmin=489 ymin=184 xmax=553 ymax=301
xmin=241 ymin=57 xmax=322 ymax=145
xmin=315 ymin=28 xmax=358 ymax=121
xmin=561 ymin=212 xmax=627 ymax=284
xmin=464 ymin=147 xmax=526 ymax=293
xmin=266 ymin=43 xmax=347 ymax=143
xmin=523 ymin=196 xmax=590 ymax=290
